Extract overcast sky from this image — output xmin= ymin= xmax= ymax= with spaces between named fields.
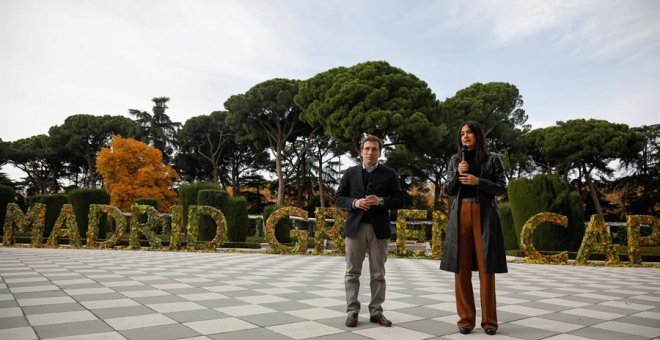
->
xmin=1 ymin=0 xmax=659 ymax=179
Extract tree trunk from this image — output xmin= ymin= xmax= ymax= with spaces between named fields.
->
xmin=211 ymin=161 xmax=219 ymax=186
xmin=433 ymin=179 xmax=442 ymax=211
xmin=276 ymin=144 xmax=285 ymax=206
xmin=232 ymin=164 xmax=240 ymax=197
xmin=296 ymin=160 xmax=306 ymax=207
xmin=87 ymin=157 xmax=97 ymax=188
xmin=584 ymin=171 xmax=604 ymax=220
xmin=318 ymin=155 xmax=325 ymax=208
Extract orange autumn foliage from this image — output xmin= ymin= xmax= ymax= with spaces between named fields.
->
xmin=96 ymin=135 xmax=178 ymax=212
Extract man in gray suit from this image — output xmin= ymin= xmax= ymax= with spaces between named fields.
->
xmin=333 ymin=135 xmax=404 ymax=327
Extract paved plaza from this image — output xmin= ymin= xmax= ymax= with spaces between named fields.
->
xmin=0 ymin=247 xmax=659 ymax=340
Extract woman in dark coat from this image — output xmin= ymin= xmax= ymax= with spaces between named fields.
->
xmin=440 ymin=121 xmax=507 ymax=336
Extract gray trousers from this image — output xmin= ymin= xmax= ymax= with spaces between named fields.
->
xmin=344 ymin=223 xmax=389 ymax=316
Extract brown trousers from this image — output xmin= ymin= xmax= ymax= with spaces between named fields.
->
xmin=455 ymin=200 xmax=498 ymax=330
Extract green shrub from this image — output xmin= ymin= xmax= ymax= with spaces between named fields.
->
xmin=161 ymin=214 xmax=172 ymax=235
xmin=179 ymin=182 xmax=222 ymax=226
xmin=197 ymin=189 xmax=229 ymax=241
xmin=263 ymin=205 xmax=292 ymax=243
xmin=195 ymin=190 xmax=249 ymax=242
xmin=68 ymin=188 xmax=111 ymax=239
xmin=0 ymin=184 xmax=15 ymax=235
xmin=509 ymin=175 xmax=585 ymax=251
xmin=134 ymin=198 xmax=159 ymax=210
xmin=230 ymin=196 xmax=249 ymax=242
xmin=28 ymin=194 xmax=68 ymax=238
xmin=498 ymin=202 xmax=518 ymax=250
xmin=133 ymin=198 xmax=161 ymax=233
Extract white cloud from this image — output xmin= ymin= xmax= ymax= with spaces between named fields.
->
xmin=465 ymin=0 xmax=660 ymax=62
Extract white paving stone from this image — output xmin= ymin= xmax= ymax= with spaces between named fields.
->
xmin=101 ymin=280 xmax=145 ymax=287
xmin=184 ymin=317 xmax=258 ymax=335
xmin=0 ymin=327 xmax=38 ymax=340
xmin=51 ymin=278 xmax=96 ymax=285
xmin=150 ymin=283 xmax=194 ymax=290
xmin=631 ymin=310 xmax=660 ymax=320
xmin=10 ymin=285 xmax=59 ymax=293
xmin=574 ymin=293 xmax=624 ymax=300
xmin=17 ymin=296 xmax=76 ymax=307
xmin=268 ymin=320 xmax=343 ymax=339
xmin=80 ymin=298 xmax=141 ymax=309
xmin=561 ymin=308 xmax=624 ymax=320
xmin=0 ymin=307 xmax=23 ymax=318
xmin=498 ymin=305 xmax=553 ymax=316
xmin=104 ymin=313 xmax=177 ymax=330
xmin=298 ymin=297 xmax=345 ymax=307
xmin=537 ymin=298 xmax=591 ymax=308
xmin=354 ymin=325 xmax=433 ymax=340
xmin=4 ymin=277 xmax=48 ymax=283
xmin=236 ymin=294 xmax=289 ymax=304
xmin=64 ymin=287 xmax=115 ymax=295
xmin=0 ymin=293 xmax=15 ymax=301
xmin=285 ymin=307 xmax=345 ymax=320
xmin=27 ymin=310 xmax=97 ymax=326
xmin=527 ymin=335 xmax=592 ymax=340
xmin=215 ymin=304 xmax=276 ymax=317
xmin=511 ymin=317 xmax=584 ymax=332
xmin=255 ymin=287 xmax=298 ymax=295
xmin=179 ymin=293 xmax=228 ymax=301
xmin=43 ymin=331 xmax=127 ymax=340
xmin=592 ymin=320 xmax=660 ymax=338
xmin=147 ymin=301 xmax=206 ymax=313
xmin=599 ymin=300 xmax=656 ymax=311
xmin=120 ymin=289 xmax=170 ymax=298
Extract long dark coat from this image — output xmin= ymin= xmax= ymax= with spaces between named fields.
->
xmin=440 ymin=152 xmax=508 ymax=273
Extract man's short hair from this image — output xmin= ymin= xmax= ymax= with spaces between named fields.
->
xmin=360 ymin=135 xmax=383 ymax=151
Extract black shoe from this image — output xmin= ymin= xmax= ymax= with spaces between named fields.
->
xmin=345 ymin=313 xmax=358 ymax=327
xmin=459 ymin=327 xmax=471 ymax=334
xmin=369 ymin=313 xmax=392 ymax=327
xmin=485 ymin=328 xmax=497 ymax=335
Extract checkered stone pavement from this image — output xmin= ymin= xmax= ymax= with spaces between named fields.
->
xmin=1 ymin=247 xmax=659 ymax=340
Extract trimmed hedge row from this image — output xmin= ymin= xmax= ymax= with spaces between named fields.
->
xmin=28 ymin=194 xmax=68 ymax=237
xmin=134 ymin=198 xmax=159 ymax=210
xmin=179 ymin=182 xmax=222 ymax=226
xmin=68 ymin=188 xmax=111 ymax=238
xmin=197 ymin=190 xmax=229 ymax=241
xmin=0 ymin=184 xmax=15 ymax=235
xmin=197 ymin=189 xmax=248 ymax=242
xmin=498 ymin=202 xmax=518 ymax=250
xmin=509 ymin=174 xmax=585 ymax=251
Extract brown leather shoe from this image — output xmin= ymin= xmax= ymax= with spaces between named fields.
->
xmin=345 ymin=313 xmax=358 ymax=327
xmin=369 ymin=313 xmax=392 ymax=327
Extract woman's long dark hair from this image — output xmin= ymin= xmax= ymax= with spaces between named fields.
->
xmin=456 ymin=121 xmax=489 ymax=168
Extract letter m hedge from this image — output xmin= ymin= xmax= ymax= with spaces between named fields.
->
xmin=3 ymin=203 xmax=46 ymax=247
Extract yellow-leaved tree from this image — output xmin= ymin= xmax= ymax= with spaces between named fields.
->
xmin=96 ymin=135 xmax=178 ymax=212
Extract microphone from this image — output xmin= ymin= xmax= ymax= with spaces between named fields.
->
xmin=461 ymin=145 xmax=468 ymax=161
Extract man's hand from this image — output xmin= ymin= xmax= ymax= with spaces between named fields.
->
xmin=364 ymin=195 xmax=380 ymax=206
xmin=355 ymin=195 xmax=381 ymax=210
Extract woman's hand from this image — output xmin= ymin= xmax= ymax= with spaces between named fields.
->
xmin=458 ymin=173 xmax=479 ymax=186
xmin=458 ymin=161 xmax=469 ymax=174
